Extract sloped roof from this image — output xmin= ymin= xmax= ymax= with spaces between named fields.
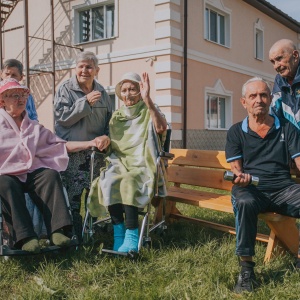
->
xmin=243 ymin=0 xmax=300 ymax=32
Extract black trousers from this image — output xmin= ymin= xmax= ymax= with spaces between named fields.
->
xmin=108 ymin=204 xmax=139 ymax=229
xmin=232 ymin=183 xmax=300 ymax=257
xmin=0 ymin=168 xmax=72 ymax=246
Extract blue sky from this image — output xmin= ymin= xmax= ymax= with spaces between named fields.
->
xmin=267 ymin=0 xmax=300 ymax=22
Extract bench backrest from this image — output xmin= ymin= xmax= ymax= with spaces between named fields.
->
xmin=168 ymin=149 xmax=300 ymax=190
xmin=167 ymin=149 xmax=232 ymax=191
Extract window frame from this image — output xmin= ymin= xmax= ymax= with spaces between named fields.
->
xmin=204 ymin=0 xmax=231 ymax=48
xmin=254 ymin=19 xmax=264 ymax=61
xmin=205 ymin=79 xmax=232 ymax=130
xmin=206 ymin=95 xmax=228 ymax=129
xmin=73 ymin=0 xmax=118 ymax=45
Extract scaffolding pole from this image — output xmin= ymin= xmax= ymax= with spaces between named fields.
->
xmin=0 ymin=2 xmax=2 ymax=68
xmin=50 ymin=0 xmax=55 ymax=98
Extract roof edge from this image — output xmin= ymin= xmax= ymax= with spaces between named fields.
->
xmin=243 ymin=0 xmax=300 ymax=33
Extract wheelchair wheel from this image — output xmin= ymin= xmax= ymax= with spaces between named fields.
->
xmin=72 ymin=211 xmax=83 ymax=243
xmin=143 ymin=238 xmax=152 ymax=250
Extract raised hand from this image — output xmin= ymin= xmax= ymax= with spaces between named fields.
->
xmin=139 ymin=72 xmax=150 ymax=102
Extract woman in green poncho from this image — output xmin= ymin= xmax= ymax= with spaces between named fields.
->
xmin=88 ymin=72 xmax=167 ymax=253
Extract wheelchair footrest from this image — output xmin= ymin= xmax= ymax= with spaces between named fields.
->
xmin=0 ymin=235 xmax=79 ymax=256
xmin=101 ymin=248 xmax=139 ymax=259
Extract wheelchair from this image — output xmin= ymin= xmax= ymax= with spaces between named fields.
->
xmin=0 ymin=187 xmax=79 ymax=256
xmin=82 ymin=128 xmax=174 ymax=258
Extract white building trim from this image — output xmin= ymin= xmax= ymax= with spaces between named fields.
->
xmin=188 ymin=48 xmax=274 ymax=81
xmin=36 ymin=43 xmax=275 ymax=81
xmin=155 ymin=78 xmax=181 ymax=90
xmin=155 ymin=61 xmax=181 ymax=73
xmin=154 ymin=0 xmax=180 ymax=5
xmin=205 ymin=0 xmax=231 ymax=14
xmin=164 ymin=112 xmax=181 ymax=123
xmin=155 ymin=26 xmax=181 ymax=40
xmin=171 ymin=129 xmax=182 ymax=140
xmin=155 ymin=9 xmax=180 ymax=23
xmin=155 ymin=95 xmax=181 ymax=106
xmin=204 ymin=79 xmax=233 ymax=129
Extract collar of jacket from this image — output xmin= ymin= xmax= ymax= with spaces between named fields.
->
xmin=274 ymin=61 xmax=300 ymax=92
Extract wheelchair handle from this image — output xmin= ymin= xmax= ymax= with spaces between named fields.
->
xmin=90 ymin=146 xmax=105 ymax=154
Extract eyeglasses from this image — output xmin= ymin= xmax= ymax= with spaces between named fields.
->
xmin=120 ymin=88 xmax=140 ymax=96
xmin=2 ymin=94 xmax=28 ymax=100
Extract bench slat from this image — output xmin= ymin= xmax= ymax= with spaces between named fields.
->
xmin=168 ymin=186 xmax=233 ymax=213
xmin=169 ymin=149 xmax=231 ymax=169
xmin=168 ymin=166 xmax=233 ymax=191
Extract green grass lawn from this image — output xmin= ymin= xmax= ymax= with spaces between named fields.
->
xmin=1 ymin=202 xmax=300 ymax=299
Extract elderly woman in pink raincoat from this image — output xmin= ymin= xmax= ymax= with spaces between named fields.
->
xmin=0 ymin=78 xmax=107 ymax=253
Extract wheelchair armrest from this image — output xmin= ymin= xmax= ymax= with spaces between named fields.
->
xmin=159 ymin=151 xmax=174 ymax=160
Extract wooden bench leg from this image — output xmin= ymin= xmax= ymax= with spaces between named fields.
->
xmin=264 ymin=230 xmax=286 ymax=263
xmin=153 ymin=198 xmax=181 ymax=224
xmin=264 ymin=217 xmax=299 ymax=260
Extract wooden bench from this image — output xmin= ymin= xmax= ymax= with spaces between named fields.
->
xmin=157 ymin=149 xmax=300 ymax=262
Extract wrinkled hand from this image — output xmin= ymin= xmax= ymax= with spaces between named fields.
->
xmin=232 ymin=172 xmax=252 ymax=187
xmin=86 ymin=91 xmax=101 ymax=106
xmin=93 ymin=135 xmax=110 ymax=151
xmin=139 ymin=72 xmax=151 ymax=104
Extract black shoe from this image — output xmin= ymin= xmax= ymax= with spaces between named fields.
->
xmin=294 ymin=258 xmax=300 ymax=269
xmin=234 ymin=269 xmax=258 ymax=293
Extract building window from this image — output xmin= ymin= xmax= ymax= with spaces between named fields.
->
xmin=74 ymin=2 xmax=115 ymax=44
xmin=254 ymin=19 xmax=264 ymax=61
xmin=204 ymin=1 xmax=231 ymax=47
xmin=205 ymin=79 xmax=232 ymax=129
xmin=207 ymin=95 xmax=227 ymax=129
xmin=205 ymin=9 xmax=225 ymax=45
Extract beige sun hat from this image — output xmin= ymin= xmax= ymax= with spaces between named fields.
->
xmin=115 ymin=72 xmax=141 ymax=99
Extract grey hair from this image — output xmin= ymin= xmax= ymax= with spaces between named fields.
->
xmin=2 ymin=59 xmax=23 ymax=75
xmin=76 ymin=51 xmax=98 ymax=67
xmin=241 ymin=77 xmax=271 ymax=97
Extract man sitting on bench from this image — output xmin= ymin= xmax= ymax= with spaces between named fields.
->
xmin=225 ymin=77 xmax=300 ymax=293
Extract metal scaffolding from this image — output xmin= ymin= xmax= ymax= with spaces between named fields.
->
xmin=0 ymin=0 xmax=82 ymax=95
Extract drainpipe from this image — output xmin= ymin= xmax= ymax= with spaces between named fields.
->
xmin=50 ymin=0 xmax=56 ymax=131
xmin=24 ymin=0 xmax=29 ymax=87
xmin=182 ymin=0 xmax=188 ymax=148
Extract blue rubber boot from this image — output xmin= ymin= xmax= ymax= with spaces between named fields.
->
xmin=118 ymin=228 xmax=139 ymax=253
xmin=113 ymin=223 xmax=125 ymax=251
